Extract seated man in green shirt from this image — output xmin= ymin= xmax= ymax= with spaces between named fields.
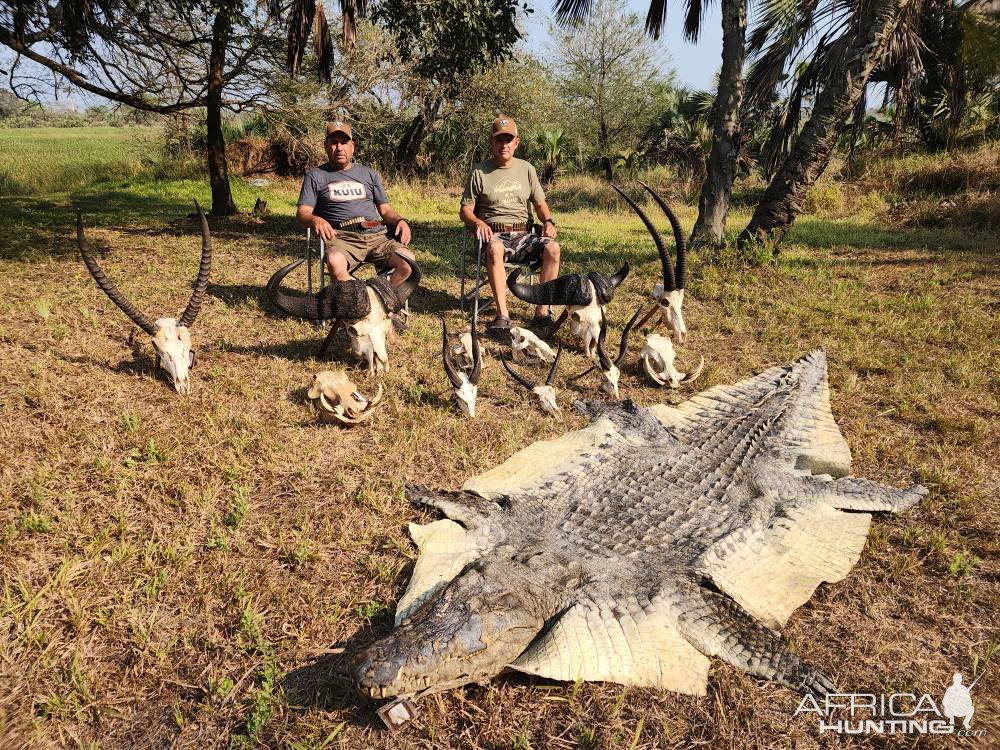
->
xmin=459 ymin=116 xmax=560 ymax=340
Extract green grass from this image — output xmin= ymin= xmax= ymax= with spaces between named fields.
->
xmin=0 ymin=127 xmax=997 ymax=749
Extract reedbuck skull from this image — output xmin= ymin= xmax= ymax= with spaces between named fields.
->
xmin=267 ymin=254 xmax=420 ymax=374
xmin=77 ymin=203 xmax=212 ymax=394
xmin=612 ymin=183 xmax=689 ymax=343
xmin=510 ymin=326 xmax=557 ymax=366
xmin=442 ymin=314 xmax=482 ymax=417
xmin=507 ymin=263 xmax=630 ymax=359
xmin=501 ymin=346 xmax=563 ymax=416
xmin=640 ymin=334 xmax=704 ymax=388
xmin=572 ymin=307 xmax=641 ymax=398
xmin=308 ymin=369 xmax=384 ymax=425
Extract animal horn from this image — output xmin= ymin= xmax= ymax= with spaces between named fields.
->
xmin=507 ymin=268 xmax=544 ymax=305
xmin=501 ymin=352 xmax=537 ymax=391
xmin=595 ymin=311 xmax=613 ymax=372
xmin=266 ymin=259 xmax=336 ymax=320
xmin=507 ymin=269 xmax=591 ymax=307
xmin=608 ymin=263 xmax=630 ymax=294
xmin=469 ymin=302 xmax=482 ymax=386
xmin=643 ymin=354 xmax=668 ymax=385
xmin=612 ymin=184 xmax=675 ymax=292
xmin=638 ymin=182 xmax=687 ymax=290
xmin=178 ymin=200 xmax=213 ymax=328
xmin=681 ymin=355 xmax=705 ymax=385
xmin=393 ymin=253 xmax=421 ymax=304
xmin=615 ymin=306 xmax=643 ymax=367
xmin=545 ymin=345 xmax=563 ymax=386
xmin=77 ymin=209 xmax=156 ymax=335
xmin=441 ymin=318 xmax=464 ymax=389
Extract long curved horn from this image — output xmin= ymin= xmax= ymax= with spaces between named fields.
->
xmin=639 ymin=182 xmax=687 ymax=290
xmin=441 ymin=318 xmax=464 ymax=389
xmin=545 ymin=345 xmax=563 ymax=386
xmin=501 ymin=352 xmax=537 ymax=391
xmin=178 ymin=200 xmax=213 ymax=328
xmin=469 ymin=302 xmax=482 ymax=386
xmin=266 ymin=259 xmax=335 ymax=320
xmin=612 ymin=184 xmax=675 ymax=292
xmin=595 ymin=311 xmax=612 ymax=372
xmin=615 ymin=306 xmax=643 ymax=367
xmin=77 ymin=210 xmax=156 ymax=335
xmin=507 ymin=269 xmax=592 ymax=307
xmin=393 ymin=253 xmax=421 ymax=304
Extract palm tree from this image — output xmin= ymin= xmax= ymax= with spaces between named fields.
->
xmin=555 ymin=0 xmax=748 ymax=245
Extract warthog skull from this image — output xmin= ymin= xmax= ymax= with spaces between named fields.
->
xmin=613 ymin=183 xmax=689 ymax=343
xmin=640 ymin=334 xmax=704 ymax=388
xmin=501 ymin=346 xmax=563 ymax=416
xmin=442 ymin=314 xmax=482 ymax=417
xmin=77 ymin=203 xmax=212 ymax=394
xmin=510 ymin=326 xmax=557 ymax=365
xmin=267 ymin=254 xmax=420 ymax=374
xmin=571 ymin=306 xmax=641 ymax=398
xmin=308 ymin=369 xmax=383 ymax=425
xmin=507 ymin=264 xmax=630 ymax=359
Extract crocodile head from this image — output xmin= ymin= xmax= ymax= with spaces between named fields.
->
xmin=350 ymin=557 xmax=559 ymax=698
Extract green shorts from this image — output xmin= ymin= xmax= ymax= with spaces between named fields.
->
xmin=326 ymin=230 xmax=408 ymax=271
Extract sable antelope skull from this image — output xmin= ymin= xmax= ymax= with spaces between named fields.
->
xmin=308 ymin=369 xmax=384 ymax=425
xmin=77 ymin=203 xmax=212 ymax=394
xmin=507 ymin=263 xmax=630 ymax=359
xmin=571 ymin=306 xmax=642 ymax=399
xmin=640 ymin=334 xmax=705 ymax=388
xmin=612 ymin=183 xmax=688 ymax=343
xmin=442 ymin=315 xmax=482 ymax=417
xmin=501 ymin=346 xmax=563 ymax=416
xmin=510 ymin=326 xmax=557 ymax=366
xmin=267 ymin=255 xmax=420 ymax=374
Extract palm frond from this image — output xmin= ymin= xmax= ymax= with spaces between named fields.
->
xmin=645 ymin=0 xmax=669 ymax=38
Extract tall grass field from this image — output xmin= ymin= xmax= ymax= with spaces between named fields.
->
xmin=0 ymin=126 xmax=997 ymax=749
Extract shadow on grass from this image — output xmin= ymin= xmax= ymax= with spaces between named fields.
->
xmin=787 ymin=216 xmax=998 ymax=254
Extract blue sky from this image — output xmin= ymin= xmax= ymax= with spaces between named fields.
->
xmin=525 ymin=0 xmax=723 ymax=92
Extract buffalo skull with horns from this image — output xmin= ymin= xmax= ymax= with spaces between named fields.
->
xmin=77 ymin=203 xmax=212 ymax=394
xmin=612 ymin=183 xmax=689 ymax=343
xmin=571 ymin=306 xmax=642 ymax=399
xmin=442 ymin=314 xmax=482 ymax=418
xmin=267 ymin=256 xmax=420 ymax=375
xmin=507 ymin=264 xmax=630 ymax=359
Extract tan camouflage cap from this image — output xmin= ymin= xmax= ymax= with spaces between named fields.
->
xmin=492 ymin=115 xmax=518 ymax=139
xmin=325 ymin=120 xmax=353 ymax=140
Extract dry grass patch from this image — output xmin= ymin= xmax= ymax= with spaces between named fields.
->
xmin=0 ymin=178 xmax=997 ymax=749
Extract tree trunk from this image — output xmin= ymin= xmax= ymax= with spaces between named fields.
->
xmin=738 ymin=0 xmax=901 ymax=248
xmin=206 ymin=9 xmax=237 ymax=216
xmin=691 ymin=0 xmax=746 ymax=246
xmin=395 ymin=98 xmax=442 ymax=174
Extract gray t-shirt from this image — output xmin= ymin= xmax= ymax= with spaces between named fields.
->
xmin=461 ymin=158 xmax=545 ymax=225
xmin=298 ymin=162 xmax=388 ymax=228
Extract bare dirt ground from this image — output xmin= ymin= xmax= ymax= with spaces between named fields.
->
xmin=1 ymin=192 xmax=997 ymax=749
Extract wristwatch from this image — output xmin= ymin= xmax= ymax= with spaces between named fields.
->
xmin=544 ymin=218 xmax=557 ymax=227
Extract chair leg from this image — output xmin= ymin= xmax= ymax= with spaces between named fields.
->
xmin=306 ymin=227 xmax=313 ymax=295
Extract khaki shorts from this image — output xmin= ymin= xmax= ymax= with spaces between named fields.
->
xmin=326 ymin=230 xmax=407 ymax=271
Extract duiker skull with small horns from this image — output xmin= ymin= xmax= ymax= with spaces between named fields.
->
xmin=77 ymin=203 xmax=212 ymax=394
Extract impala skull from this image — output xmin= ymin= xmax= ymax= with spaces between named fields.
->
xmin=507 ymin=264 xmax=630 ymax=358
xmin=442 ymin=313 xmax=482 ymax=418
xmin=640 ymin=334 xmax=704 ymax=388
xmin=510 ymin=326 xmax=557 ymax=365
xmin=501 ymin=346 xmax=563 ymax=416
xmin=308 ymin=369 xmax=384 ymax=425
xmin=571 ymin=307 xmax=641 ymax=398
xmin=613 ymin=183 xmax=688 ymax=343
xmin=267 ymin=254 xmax=420 ymax=375
xmin=77 ymin=203 xmax=212 ymax=394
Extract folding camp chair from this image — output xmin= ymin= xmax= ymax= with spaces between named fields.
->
xmin=458 ymin=223 xmax=543 ymax=317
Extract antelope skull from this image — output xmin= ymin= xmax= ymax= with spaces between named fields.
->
xmin=640 ymin=334 xmax=705 ymax=388
xmin=451 ymin=331 xmax=475 ymax=370
xmin=510 ymin=326 xmax=556 ymax=365
xmin=308 ymin=369 xmax=384 ymax=425
xmin=501 ymin=346 xmax=563 ymax=416
xmin=267 ymin=254 xmax=420 ymax=375
xmin=612 ymin=183 xmax=689 ymax=343
xmin=571 ymin=306 xmax=641 ymax=399
xmin=77 ymin=203 xmax=212 ymax=394
xmin=442 ymin=315 xmax=482 ymax=417
xmin=507 ymin=264 xmax=630 ymax=359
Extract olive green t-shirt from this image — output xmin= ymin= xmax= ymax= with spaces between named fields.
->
xmin=461 ymin=158 xmax=546 ymax=225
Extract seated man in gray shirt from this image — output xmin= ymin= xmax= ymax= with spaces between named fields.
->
xmin=459 ymin=116 xmax=560 ymax=340
xmin=297 ymin=120 xmax=415 ymax=288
